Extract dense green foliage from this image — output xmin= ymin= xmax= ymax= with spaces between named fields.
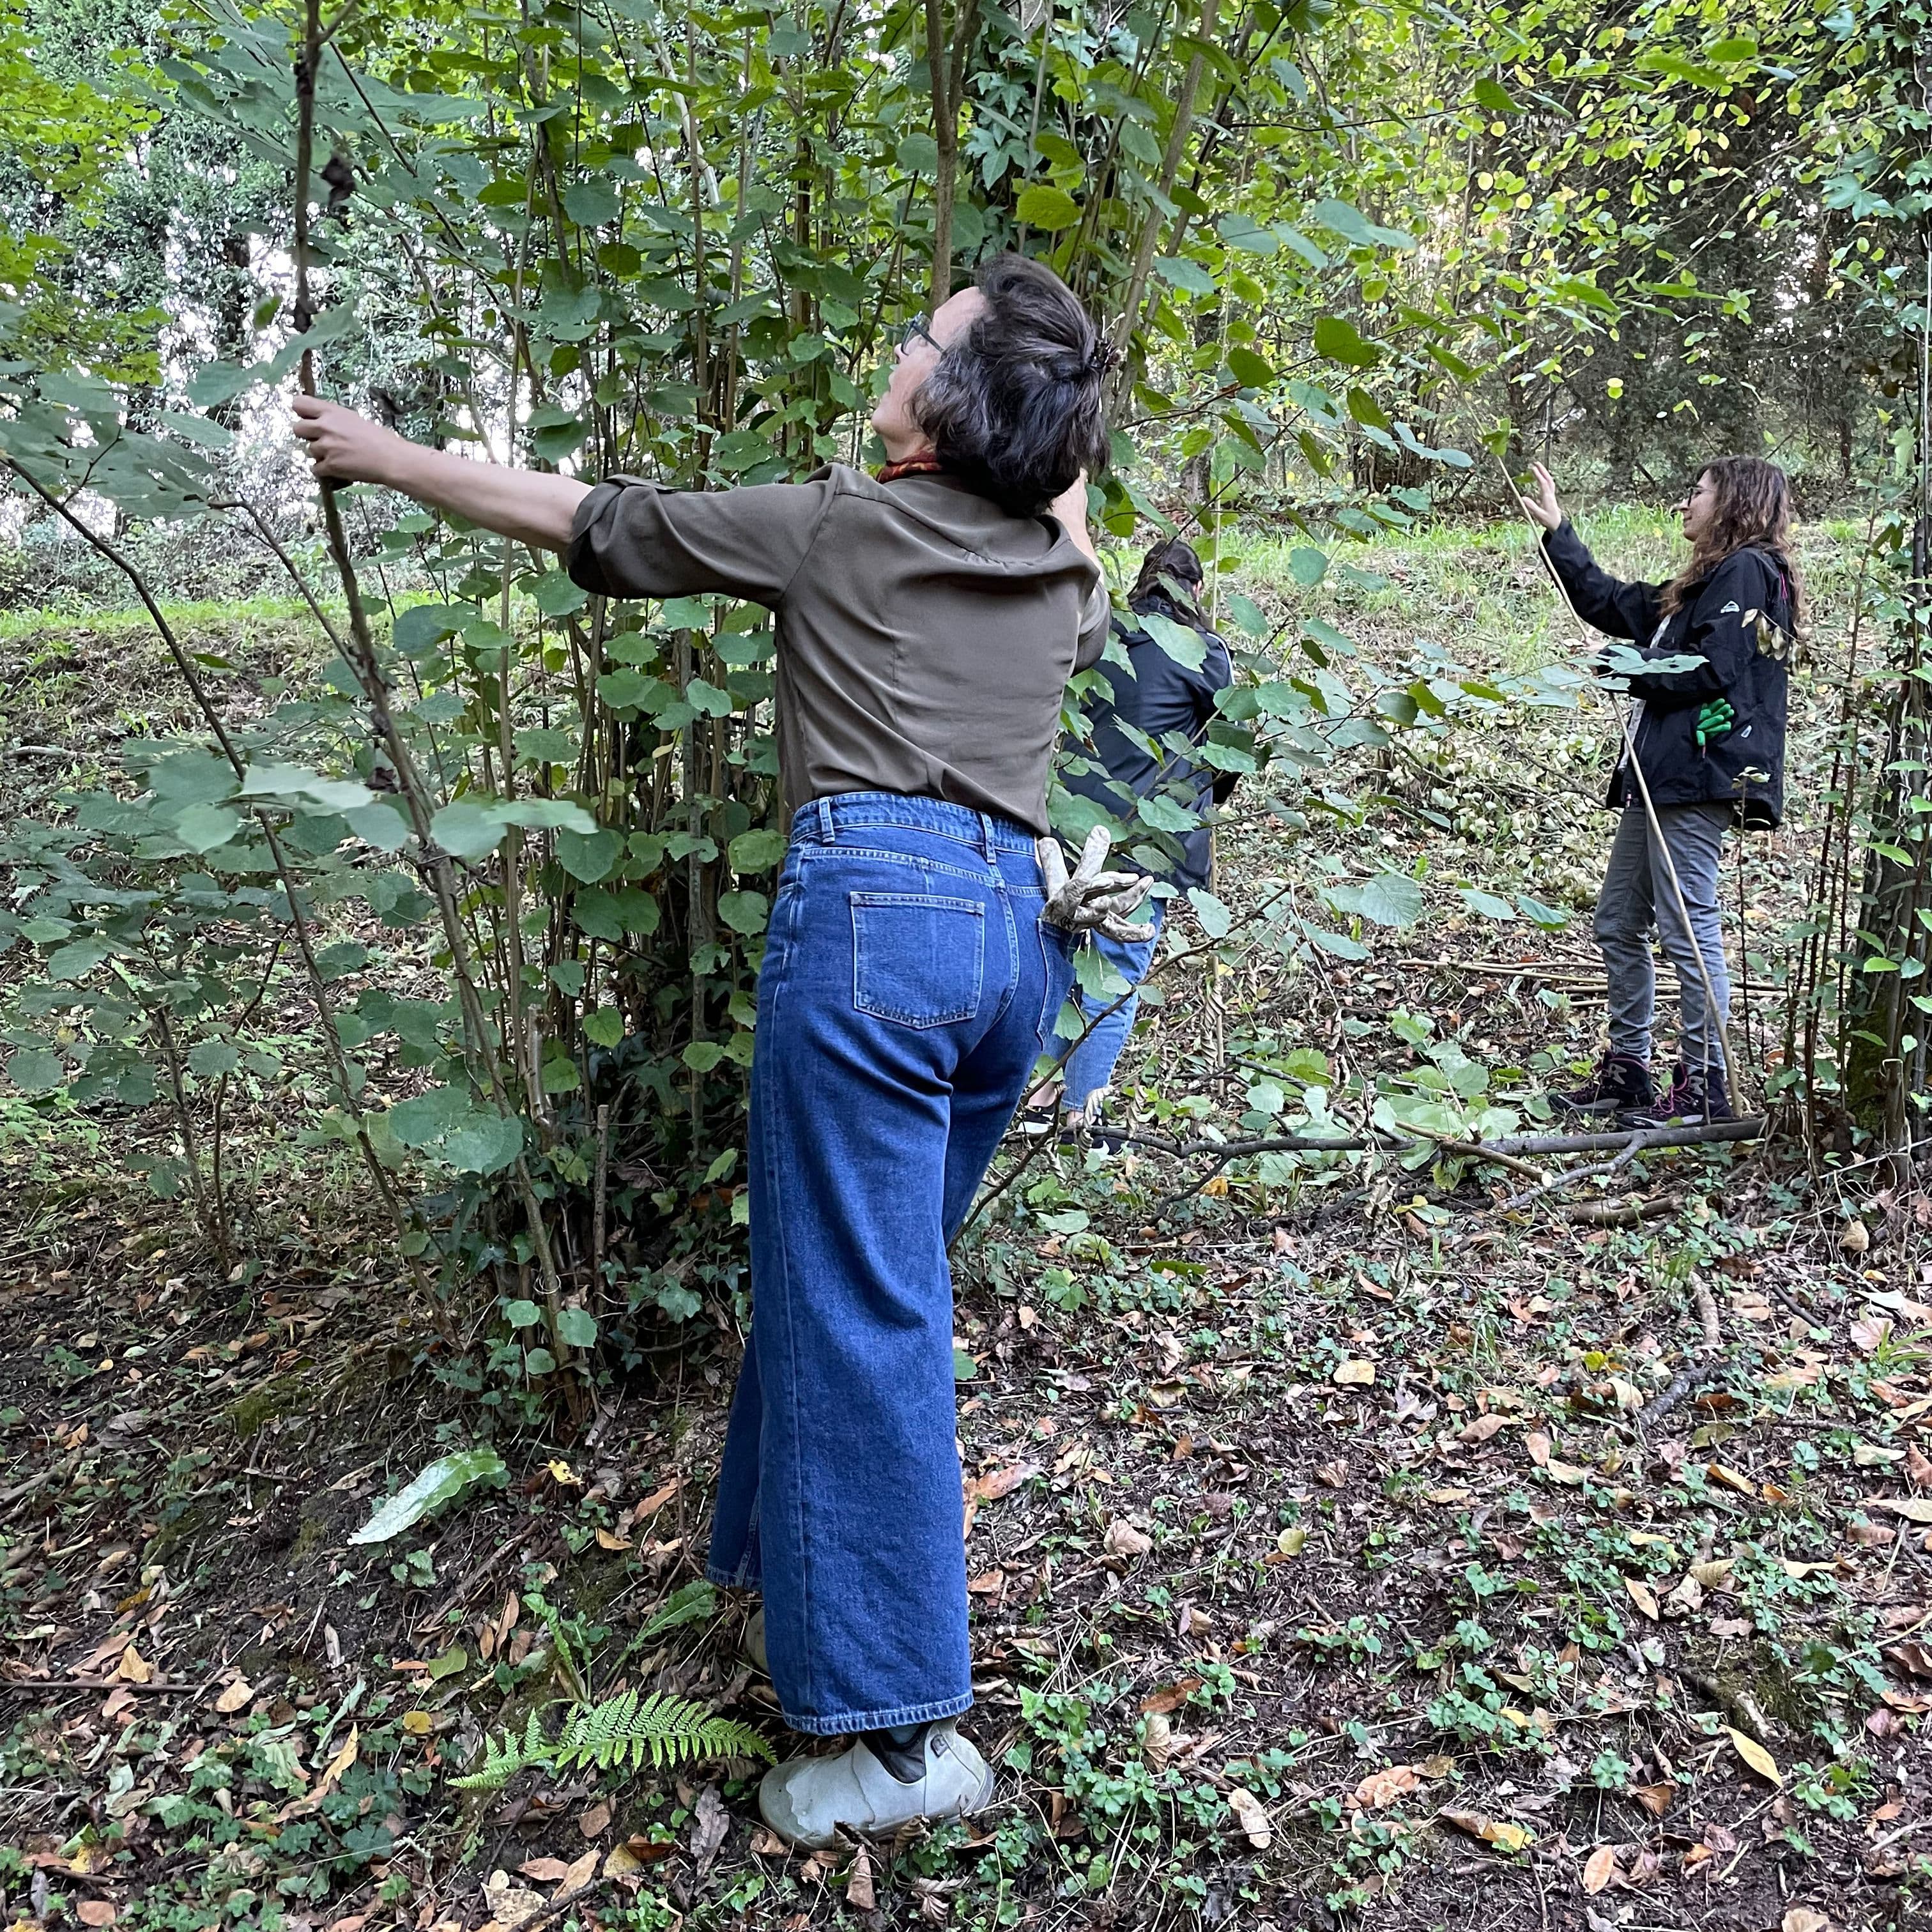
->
xmin=1 ymin=0 xmax=1928 ymax=1388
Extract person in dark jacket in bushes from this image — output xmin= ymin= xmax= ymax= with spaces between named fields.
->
xmin=1050 ymin=537 xmax=1234 ymax=1135
xmin=1519 ymin=456 xmax=1802 ymax=1126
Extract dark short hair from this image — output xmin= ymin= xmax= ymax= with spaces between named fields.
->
xmin=914 ymin=254 xmax=1112 ymax=516
xmin=1130 ymin=537 xmax=1204 ymax=604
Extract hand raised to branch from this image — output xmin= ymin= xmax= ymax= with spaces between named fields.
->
xmin=1517 ymin=459 xmax=1563 ymax=533
xmin=1036 ymin=825 xmax=1154 ymax=942
xmin=293 ymin=395 xmax=407 ymax=487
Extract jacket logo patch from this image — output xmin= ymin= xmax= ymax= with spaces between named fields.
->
xmin=1719 ymin=600 xmax=1741 ymax=613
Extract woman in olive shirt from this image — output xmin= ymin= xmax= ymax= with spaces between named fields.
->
xmin=295 ymin=256 xmax=1142 ymax=1845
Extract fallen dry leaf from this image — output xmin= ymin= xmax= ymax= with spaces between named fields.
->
xmin=1631 ymin=1782 xmax=1675 ymax=1818
xmin=1625 ymin=1575 xmax=1660 ymax=1620
xmin=578 ymin=1799 xmax=611 ymax=1839
xmin=1525 ymin=1431 xmax=1551 ymax=1466
xmin=847 ymin=1843 xmax=876 ymax=1911
xmin=1871 ymin=1496 xmax=1932 ymax=1524
xmin=1689 ymin=1558 xmax=1735 ymax=1591
xmin=1460 ymin=1413 xmax=1510 ymax=1444
xmin=1728 ymin=1726 xmax=1782 ymax=1785
xmin=594 ymin=1527 xmax=633 ymax=1552
xmin=1581 ymin=1844 xmax=1619 ymax=1895
xmin=557 ymin=1848 xmax=598 ymax=1893
xmin=214 ymin=1676 xmax=252 ymax=1714
xmin=1227 ymin=1786 xmax=1271 ymax=1849
xmin=546 ymin=1458 xmax=581 ymax=1487
xmin=965 ymin=1461 xmax=1039 ymax=1505
xmin=1140 ymin=1676 xmax=1202 ymax=1715
xmin=1440 ymin=1809 xmax=1533 ymax=1854
xmin=518 ymin=1859 xmax=570 ymax=1883
xmin=482 ymin=1871 xmax=546 ymax=1931
xmin=1706 ymin=1461 xmax=1758 ymax=1496
xmin=1142 ymin=1710 xmax=1173 ymax=1770
xmin=1103 ymin=1517 xmax=1152 ymax=1559
xmin=1841 ymin=1217 xmax=1871 ymax=1255
xmin=1332 ymin=1358 xmax=1376 ymax=1387
xmin=1783 ymin=1910 xmax=1835 ymax=1932
xmin=76 ymin=1905 xmax=116 ymax=1929
xmin=113 ymin=1646 xmax=153 ymax=1685
xmin=1353 ymin=1764 xmax=1423 ymax=1811
xmin=604 ymin=1843 xmax=643 ymax=1877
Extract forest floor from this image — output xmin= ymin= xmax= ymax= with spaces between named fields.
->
xmin=3 ymin=508 xmax=1929 ymax=1932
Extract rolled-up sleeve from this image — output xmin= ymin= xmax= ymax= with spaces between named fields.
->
xmin=567 ymin=473 xmax=837 ymax=605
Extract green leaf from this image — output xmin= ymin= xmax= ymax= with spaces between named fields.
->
xmin=1154 ymin=256 xmax=1217 ymax=296
xmin=1288 ymin=546 xmax=1328 ymax=587
xmin=728 ymin=829 xmax=787 ymax=873
xmin=431 ymin=801 xmax=510 ymax=859
xmin=1515 ymin=893 xmax=1569 ymax=930
xmin=442 ymin=1115 xmax=525 ymax=1174
xmin=186 ymin=1039 xmax=241 ymax=1077
xmin=503 ymin=1298 xmax=542 ymax=1328
xmin=1187 ymin=888 xmax=1232 ymax=939
xmin=556 ymin=827 xmax=624 ymax=883
xmin=529 ymin=569 xmax=590 ymax=616
xmin=953 ymin=1347 xmax=979 ymax=1381
xmin=1015 ymin=183 xmax=1081 ymax=229
xmin=525 ymin=1347 xmax=557 ymax=1376
xmin=172 ymin=803 xmax=242 ymax=853
xmin=1326 ymin=872 xmax=1425 ymax=928
xmin=148 ymin=753 xmax=238 ymax=806
xmin=1459 ymin=888 xmax=1517 ymax=920
xmin=716 ymin=890 xmax=769 ymax=935
xmin=1215 ymin=212 xmax=1278 ymax=255
xmin=562 ymin=178 xmax=620 ymax=226
xmin=1312 ymin=315 xmax=1381 ymax=367
xmin=583 ymin=1008 xmax=624 ymax=1048
xmin=1140 ymin=611 xmax=1206 ymax=671
xmin=515 ymin=727 xmax=578 ymax=765
xmin=1471 ymin=77 xmax=1515 ymax=113
xmin=347 ymin=1448 xmax=509 ymax=1545
xmin=6 ymin=1047 xmax=65 ymax=1094
xmin=1306 ymin=197 xmax=1416 ymax=250
xmin=556 ymin=1305 xmax=599 ymax=1348
xmin=1225 ymin=344 xmax=1275 ymax=389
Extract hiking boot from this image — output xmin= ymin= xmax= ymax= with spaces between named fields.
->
xmin=743 ymin=1608 xmax=767 ymax=1675
xmin=757 ymin=1719 xmax=995 ymax=1849
xmin=1552 ymin=1051 xmax=1654 ymax=1116
xmin=1622 ymin=1061 xmax=1734 ymax=1128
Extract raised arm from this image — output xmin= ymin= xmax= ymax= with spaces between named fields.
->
xmin=1518 ymin=459 xmax=1661 ymax=642
xmin=293 ymin=397 xmax=589 ymax=551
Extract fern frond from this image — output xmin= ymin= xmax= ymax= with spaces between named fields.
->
xmin=450 ymin=1708 xmax=556 ymax=1793
xmin=550 ymin=1689 xmax=775 ymax=1774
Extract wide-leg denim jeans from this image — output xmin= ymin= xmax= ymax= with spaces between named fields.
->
xmin=707 ymin=792 xmax=1074 ymax=1736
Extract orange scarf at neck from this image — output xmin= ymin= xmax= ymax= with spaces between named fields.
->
xmin=875 ymin=454 xmax=946 ymax=484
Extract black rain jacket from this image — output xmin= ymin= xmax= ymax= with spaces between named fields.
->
xmin=1059 ymin=592 xmax=1234 ymax=891
xmin=1542 ymin=520 xmax=1794 ymax=830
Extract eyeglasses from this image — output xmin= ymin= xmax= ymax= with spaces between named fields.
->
xmin=900 ymin=314 xmax=940 ymax=353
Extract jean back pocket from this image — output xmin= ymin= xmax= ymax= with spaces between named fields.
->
xmin=850 ymin=893 xmax=985 ymax=1028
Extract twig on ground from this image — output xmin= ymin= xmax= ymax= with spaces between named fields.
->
xmin=1696 ymin=1278 xmax=1722 ymax=1353
xmin=1495 ymin=1135 xmax=1648 ymax=1213
xmin=1636 ymin=1360 xmax=1723 ymax=1431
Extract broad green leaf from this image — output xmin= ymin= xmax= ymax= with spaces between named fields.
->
xmin=6 ymin=1047 xmax=65 ymax=1094
xmin=1140 ymin=611 xmax=1207 ymax=671
xmin=1225 ymin=344 xmax=1275 ymax=389
xmin=728 ymin=828 xmax=787 ymax=873
xmin=562 ymin=179 xmax=620 ymax=226
xmin=1459 ymin=888 xmax=1517 ymax=919
xmin=1312 ymin=314 xmax=1381 ymax=367
xmin=347 ymin=1448 xmax=509 ymax=1545
xmin=1515 ymin=893 xmax=1569 ymax=929
xmin=1155 ymin=256 xmax=1217 ymax=296
xmin=186 ymin=1039 xmax=241 ymax=1077
xmin=431 ymin=801 xmax=511 ymax=859
xmin=583 ymin=1008 xmax=624 ymax=1047
xmin=556 ymin=1305 xmax=598 ymax=1347
xmin=1288 ymin=546 xmax=1328 ymax=586
xmin=1015 ymin=184 xmax=1081 ymax=229
xmin=503 ymin=1298 xmax=542 ymax=1328
xmin=716 ymin=889 xmax=770 ymax=935
xmin=173 ymin=803 xmax=242 ymax=853
xmin=442 ymin=1115 xmax=525 ymax=1173
xmin=556 ymin=827 xmax=624 ymax=883
xmin=1187 ymin=887 xmax=1232 ymax=939
xmin=1327 ymin=872 xmax=1425 ymax=928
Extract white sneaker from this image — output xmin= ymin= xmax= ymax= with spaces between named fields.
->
xmin=757 ymin=1721 xmax=995 ymax=1849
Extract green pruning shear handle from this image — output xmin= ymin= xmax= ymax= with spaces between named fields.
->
xmin=1695 ymin=698 xmax=1736 ymax=750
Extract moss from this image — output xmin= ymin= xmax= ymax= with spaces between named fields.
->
xmin=224 ymin=1375 xmax=306 ymax=1440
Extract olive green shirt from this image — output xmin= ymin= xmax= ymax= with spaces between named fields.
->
xmin=567 ymin=464 xmax=1109 ymax=835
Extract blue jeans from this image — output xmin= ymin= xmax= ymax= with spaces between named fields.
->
xmin=1594 ymin=802 xmax=1733 ymax=1073
xmin=707 ymin=792 xmax=1074 ymax=1735
xmin=1057 ymin=899 xmax=1165 ymax=1113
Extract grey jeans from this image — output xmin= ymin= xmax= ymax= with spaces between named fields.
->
xmin=1593 ymin=802 xmax=1733 ymax=1072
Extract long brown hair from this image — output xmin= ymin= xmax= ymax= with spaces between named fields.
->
xmin=1130 ymin=537 xmax=1206 ymax=625
xmin=1662 ymin=455 xmax=1807 ymax=636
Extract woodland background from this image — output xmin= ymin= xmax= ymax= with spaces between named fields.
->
xmin=3 ymin=0 xmax=1932 ymax=1926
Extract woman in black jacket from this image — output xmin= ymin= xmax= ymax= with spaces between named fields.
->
xmin=1520 ymin=457 xmax=1802 ymax=1124
xmin=1052 ymin=537 xmax=1233 ymax=1131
